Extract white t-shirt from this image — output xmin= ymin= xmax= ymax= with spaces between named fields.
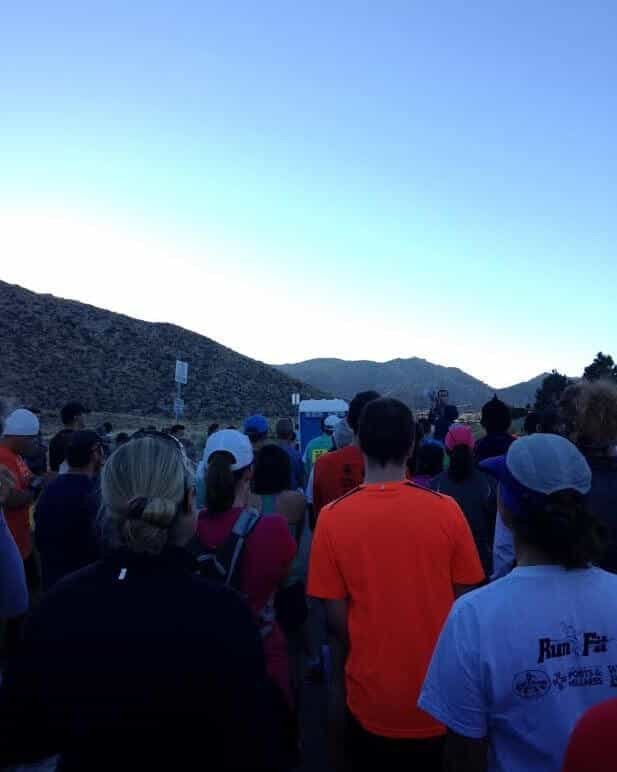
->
xmin=419 ymin=565 xmax=617 ymax=772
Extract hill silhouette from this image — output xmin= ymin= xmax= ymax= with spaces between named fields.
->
xmin=0 ymin=281 xmax=323 ymax=418
xmin=276 ymin=358 xmax=548 ymax=409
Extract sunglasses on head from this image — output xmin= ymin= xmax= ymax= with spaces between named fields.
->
xmin=129 ymin=430 xmax=195 ymax=510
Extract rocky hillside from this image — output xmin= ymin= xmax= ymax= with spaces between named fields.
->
xmin=276 ymin=358 xmax=549 ymax=409
xmin=0 ymin=281 xmax=324 ymax=418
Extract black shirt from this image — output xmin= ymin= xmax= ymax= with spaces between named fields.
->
xmin=48 ymin=429 xmax=75 ymax=472
xmin=34 ymin=473 xmax=100 ymax=590
xmin=474 ymin=432 xmax=516 ymax=464
xmin=0 ymin=546 xmax=280 ymax=771
xmin=586 ymin=455 xmax=617 ymax=573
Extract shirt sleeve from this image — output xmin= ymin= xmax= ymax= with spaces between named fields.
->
xmin=418 ymin=599 xmax=488 ymax=739
xmin=447 ymin=498 xmax=485 ymax=586
xmin=0 ymin=509 xmax=28 ymax=617
xmin=307 ymin=508 xmax=347 ymax=600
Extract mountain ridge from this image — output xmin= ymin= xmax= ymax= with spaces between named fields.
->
xmin=276 ymin=357 xmax=550 ymax=409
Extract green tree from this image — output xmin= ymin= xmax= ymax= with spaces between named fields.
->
xmin=583 ymin=352 xmax=617 ymax=383
xmin=534 ymin=370 xmax=571 ymax=411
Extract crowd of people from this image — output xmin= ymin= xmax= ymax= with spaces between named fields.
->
xmin=1 ymin=380 xmax=617 ymax=771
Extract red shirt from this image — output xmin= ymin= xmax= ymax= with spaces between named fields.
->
xmin=313 ymin=445 xmax=364 ymax=517
xmin=197 ymin=508 xmax=296 ymax=701
xmin=563 ymin=698 xmax=617 ymax=772
xmin=0 ymin=446 xmax=33 ymax=558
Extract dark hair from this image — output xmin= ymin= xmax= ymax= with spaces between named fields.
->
xmin=447 ymin=444 xmax=474 ymax=482
xmin=115 ymin=432 xmax=129 ymax=446
xmin=481 ymin=396 xmax=511 ymax=434
xmin=275 ymin=418 xmax=295 ymax=440
xmin=348 ymin=391 xmax=381 ymax=434
xmin=406 ymin=421 xmax=425 ymax=477
xmin=525 ymin=408 xmax=562 ymax=436
xmin=512 ymin=490 xmax=606 ymax=569
xmin=103 ymin=422 xmax=113 ymax=433
xmin=206 ymin=451 xmax=246 ymax=514
xmin=170 ymin=424 xmax=185 ymax=434
xmin=66 ymin=431 xmax=101 ymax=468
xmin=252 ymin=443 xmax=292 ymax=495
xmin=417 ymin=442 xmax=444 ymax=477
xmin=524 ymin=411 xmax=540 ymax=435
xmin=207 ymin=423 xmax=220 ymax=437
xmin=61 ymin=401 xmax=86 ymax=426
xmin=359 ymin=398 xmax=414 ymax=467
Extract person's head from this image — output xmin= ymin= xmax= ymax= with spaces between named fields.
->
xmin=66 ymin=430 xmax=105 ymax=475
xmin=568 ymin=380 xmax=617 ymax=454
xmin=207 ymin=423 xmax=220 ymax=437
xmin=480 ymin=396 xmax=511 ymax=434
xmin=100 ymin=435 xmax=195 ymax=554
xmin=1 ymin=409 xmax=40 ymax=455
xmin=359 ymin=398 xmax=415 ymax=468
xmin=445 ymin=424 xmax=475 ymax=482
xmin=252 ymin=443 xmax=292 ymax=495
xmin=333 ymin=418 xmax=354 ymax=450
xmin=203 ymin=429 xmax=254 ymax=513
xmin=244 ymin=415 xmax=269 ymax=448
xmin=115 ymin=432 xmax=129 ymax=448
xmin=275 ymin=418 xmax=295 ymax=443
xmin=347 ymin=391 xmax=381 ymax=436
xmin=103 ymin=422 xmax=113 ymax=434
xmin=61 ymin=401 xmax=87 ymax=430
xmin=417 ymin=441 xmax=445 ymax=477
xmin=481 ymin=434 xmax=604 ymax=569
xmin=170 ymin=424 xmax=185 ymax=440
xmin=524 ymin=408 xmax=563 ymax=436
xmin=323 ymin=415 xmax=339 ymax=437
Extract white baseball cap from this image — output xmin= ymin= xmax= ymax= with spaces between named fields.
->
xmin=2 ymin=409 xmax=40 ymax=437
xmin=324 ymin=415 xmax=340 ymax=432
xmin=203 ymin=429 xmax=254 ymax=471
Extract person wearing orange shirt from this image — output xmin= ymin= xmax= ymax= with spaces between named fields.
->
xmin=311 ymin=391 xmax=380 ymax=523
xmin=0 ymin=409 xmax=41 ymax=562
xmin=308 ymin=398 xmax=485 ymax=772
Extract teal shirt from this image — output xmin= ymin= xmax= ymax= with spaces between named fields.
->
xmin=303 ymin=433 xmax=334 ymax=479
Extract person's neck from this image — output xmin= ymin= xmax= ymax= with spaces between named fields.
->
xmin=364 ymin=460 xmax=407 ymax=485
xmin=514 ymin=536 xmax=561 ymax=568
xmin=67 ymin=465 xmax=94 ymax=478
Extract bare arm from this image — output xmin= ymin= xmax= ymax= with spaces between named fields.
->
xmin=444 ymin=730 xmax=488 ymax=772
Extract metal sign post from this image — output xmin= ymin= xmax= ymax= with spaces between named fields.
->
xmin=174 ymin=360 xmax=189 ymax=421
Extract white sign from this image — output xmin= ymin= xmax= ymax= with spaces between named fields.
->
xmin=175 ymin=360 xmax=189 ymax=385
xmin=173 ymin=397 xmax=185 ymax=417
xmin=291 ymin=393 xmax=301 ymax=406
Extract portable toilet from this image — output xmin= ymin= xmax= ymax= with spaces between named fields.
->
xmin=298 ymin=399 xmax=349 ymax=455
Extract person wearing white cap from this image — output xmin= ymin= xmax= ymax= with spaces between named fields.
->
xmin=0 ymin=409 xmax=42 ymax=562
xmin=192 ymin=429 xmax=297 ymax=708
xmin=419 ymin=433 xmax=617 ymax=772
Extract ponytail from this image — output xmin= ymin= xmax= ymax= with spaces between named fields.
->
xmin=448 ymin=444 xmax=474 ymax=483
xmin=512 ymin=489 xmax=606 ymax=569
xmin=206 ymin=451 xmax=245 ymax=514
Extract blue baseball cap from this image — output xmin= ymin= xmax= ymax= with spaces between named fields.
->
xmin=480 ymin=433 xmax=592 ymax=521
xmin=244 ymin=415 xmax=269 ymax=436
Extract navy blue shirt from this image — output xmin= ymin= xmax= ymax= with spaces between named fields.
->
xmin=474 ymin=432 xmax=516 ymax=464
xmin=279 ymin=442 xmax=305 ymax=490
xmin=0 ymin=546 xmax=282 ymax=771
xmin=586 ymin=455 xmax=617 ymax=573
xmin=34 ymin=473 xmax=100 ymax=590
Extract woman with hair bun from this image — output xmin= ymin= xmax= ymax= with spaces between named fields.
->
xmin=420 ymin=433 xmax=617 ymax=772
xmin=0 ymin=434 xmax=279 ymax=772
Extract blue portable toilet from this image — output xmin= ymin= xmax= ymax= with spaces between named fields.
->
xmin=298 ymin=399 xmax=349 ymax=455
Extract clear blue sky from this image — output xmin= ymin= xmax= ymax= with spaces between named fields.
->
xmin=1 ymin=1 xmax=616 ymax=387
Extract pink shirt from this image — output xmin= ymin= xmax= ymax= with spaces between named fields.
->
xmin=197 ymin=508 xmax=296 ymax=702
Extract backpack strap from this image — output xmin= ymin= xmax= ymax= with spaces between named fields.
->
xmin=195 ymin=508 xmax=261 ymax=589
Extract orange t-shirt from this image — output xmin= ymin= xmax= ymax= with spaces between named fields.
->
xmin=308 ymin=480 xmax=485 ymax=739
xmin=0 ymin=446 xmax=33 ymax=559
xmin=313 ymin=445 xmax=364 ymax=518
